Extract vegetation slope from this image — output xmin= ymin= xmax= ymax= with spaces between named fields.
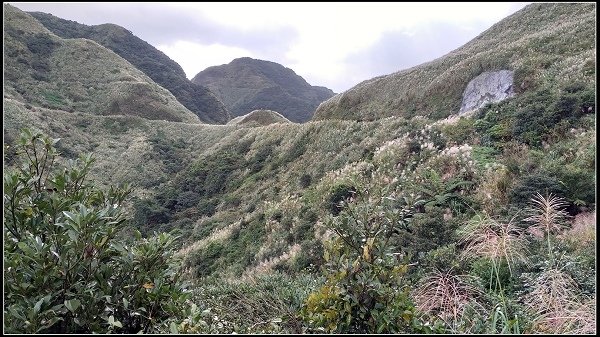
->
xmin=3 ymin=4 xmax=200 ymax=124
xmin=3 ymin=2 xmax=596 ymax=334
xmin=227 ymin=109 xmax=291 ymax=127
xmin=314 ymin=2 xmax=596 ymax=122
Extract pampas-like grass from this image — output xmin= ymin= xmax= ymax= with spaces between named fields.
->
xmin=525 ymin=267 xmax=595 ymax=334
xmin=458 ymin=213 xmax=529 ymax=277
xmin=413 ymin=269 xmax=484 ymax=330
xmin=524 ymin=193 xmax=571 ymax=264
xmin=525 ymin=192 xmax=570 ymax=236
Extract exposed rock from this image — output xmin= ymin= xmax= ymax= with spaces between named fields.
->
xmin=459 ymin=70 xmax=514 ymax=114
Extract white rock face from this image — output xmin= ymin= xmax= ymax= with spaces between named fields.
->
xmin=459 ymin=70 xmax=514 ymax=114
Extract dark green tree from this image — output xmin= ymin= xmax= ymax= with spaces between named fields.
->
xmin=4 ymin=129 xmax=188 ymax=333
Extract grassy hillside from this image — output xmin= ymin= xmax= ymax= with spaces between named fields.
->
xmin=29 ymin=11 xmax=231 ymax=124
xmin=3 ymin=4 xmax=200 ymax=123
xmin=227 ymin=109 xmax=291 ymax=127
xmin=192 ymin=57 xmax=335 ymax=123
xmin=314 ymin=3 xmax=596 ymax=121
xmin=3 ymin=2 xmax=595 ymax=334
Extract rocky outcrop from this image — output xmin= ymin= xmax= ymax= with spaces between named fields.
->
xmin=459 ymin=70 xmax=514 ymax=114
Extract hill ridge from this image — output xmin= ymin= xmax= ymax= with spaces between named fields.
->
xmin=28 ymin=10 xmax=230 ymax=124
xmin=313 ymin=2 xmax=595 ymax=122
xmin=192 ymin=57 xmax=334 ymax=123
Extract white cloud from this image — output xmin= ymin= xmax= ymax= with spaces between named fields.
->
xmin=156 ymin=41 xmax=254 ymax=80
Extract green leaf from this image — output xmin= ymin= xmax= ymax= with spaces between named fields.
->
xmin=8 ymin=306 xmax=26 ymax=321
xmin=63 ymin=211 xmax=77 ymax=223
xmin=108 ymin=315 xmax=114 ymax=325
xmin=17 ymin=242 xmax=34 ymax=255
xmin=67 ymin=230 xmax=78 ymax=241
xmin=113 ymin=320 xmax=123 ymax=328
xmin=98 ymin=236 xmax=108 ymax=247
xmin=64 ymin=299 xmax=80 ymax=313
xmin=37 ymin=317 xmax=63 ymax=332
xmin=34 ymin=297 xmax=44 ymax=315
xmin=122 ymin=298 xmax=129 ymax=309
xmin=170 ymin=322 xmax=178 ymax=333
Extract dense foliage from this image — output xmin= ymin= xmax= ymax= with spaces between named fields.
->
xmin=3 ymin=130 xmax=189 ymax=333
xmin=3 ymin=2 xmax=595 ymax=334
xmin=301 ymin=184 xmax=429 ymax=333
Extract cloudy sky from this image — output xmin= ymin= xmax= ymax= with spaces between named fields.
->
xmin=11 ymin=2 xmax=528 ymax=93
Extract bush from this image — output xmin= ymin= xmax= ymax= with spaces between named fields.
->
xmin=299 ymin=173 xmax=312 ymax=188
xmin=3 ymin=129 xmax=188 ymax=333
xmin=509 ymin=174 xmax=567 ymax=206
xmin=301 ymin=186 xmax=429 ymax=333
xmin=326 ymin=183 xmax=356 ymax=215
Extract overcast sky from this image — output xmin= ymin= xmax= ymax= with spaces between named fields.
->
xmin=10 ymin=2 xmax=528 ymax=93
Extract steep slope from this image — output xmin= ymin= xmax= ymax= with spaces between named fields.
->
xmin=192 ymin=57 xmax=335 ymax=123
xmin=227 ymin=109 xmax=291 ymax=127
xmin=3 ymin=4 xmax=200 ymax=123
xmin=28 ymin=11 xmax=230 ymax=124
xmin=314 ymin=3 xmax=596 ymax=121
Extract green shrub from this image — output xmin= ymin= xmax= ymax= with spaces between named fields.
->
xmin=299 ymin=173 xmax=312 ymax=188
xmin=440 ymin=117 xmax=476 ymax=145
xmin=509 ymin=174 xmax=567 ymax=206
xmin=3 ymin=129 xmax=188 ymax=333
xmin=301 ymin=186 xmax=429 ymax=333
xmin=326 ymin=183 xmax=356 ymax=215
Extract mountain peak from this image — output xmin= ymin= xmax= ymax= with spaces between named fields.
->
xmin=192 ymin=58 xmax=334 ymax=123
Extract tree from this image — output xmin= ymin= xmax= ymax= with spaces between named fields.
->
xmin=301 ymin=183 xmax=431 ymax=333
xmin=4 ymin=129 xmax=188 ymax=333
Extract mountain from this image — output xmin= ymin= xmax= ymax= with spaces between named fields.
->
xmin=3 ymin=3 xmax=595 ymax=333
xmin=28 ymin=11 xmax=230 ymax=124
xmin=314 ymin=3 xmax=596 ymax=121
xmin=3 ymin=4 xmax=200 ymax=123
xmin=192 ymin=57 xmax=334 ymax=123
xmin=227 ymin=109 xmax=291 ymax=127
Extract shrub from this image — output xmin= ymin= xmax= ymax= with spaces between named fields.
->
xmin=509 ymin=174 xmax=567 ymax=206
xmin=301 ymin=186 xmax=429 ymax=333
xmin=326 ymin=183 xmax=356 ymax=215
xmin=298 ymin=173 xmax=312 ymax=188
xmin=3 ymin=129 xmax=188 ymax=333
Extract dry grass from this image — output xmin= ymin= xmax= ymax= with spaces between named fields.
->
xmin=559 ymin=211 xmax=595 ymax=250
xmin=413 ymin=269 xmax=484 ymax=329
xmin=524 ymin=192 xmax=571 ymax=237
xmin=458 ymin=214 xmax=529 ymax=277
xmin=525 ymin=267 xmax=595 ymax=334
